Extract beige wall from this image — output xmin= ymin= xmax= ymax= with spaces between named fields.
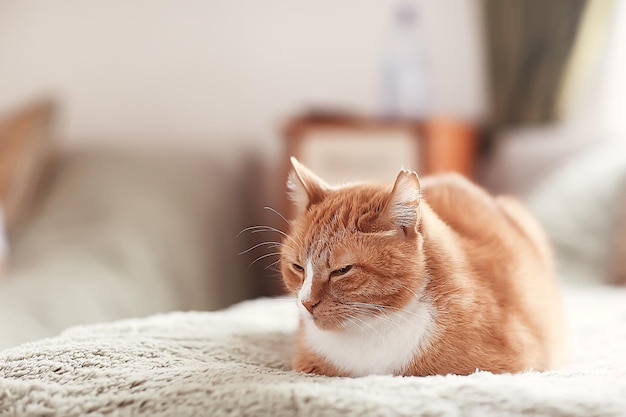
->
xmin=0 ymin=0 xmax=487 ymax=159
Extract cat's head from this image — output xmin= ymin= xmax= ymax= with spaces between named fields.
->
xmin=280 ymin=157 xmax=426 ymax=331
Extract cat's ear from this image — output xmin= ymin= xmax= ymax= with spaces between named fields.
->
xmin=287 ymin=157 xmax=329 ymax=214
xmin=386 ymin=170 xmax=421 ymax=233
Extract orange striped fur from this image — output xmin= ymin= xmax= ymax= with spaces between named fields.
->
xmin=280 ymin=158 xmax=566 ymax=377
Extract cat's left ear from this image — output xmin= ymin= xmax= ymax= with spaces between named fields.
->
xmin=386 ymin=170 xmax=421 ymax=234
xmin=287 ymin=157 xmax=329 ymax=214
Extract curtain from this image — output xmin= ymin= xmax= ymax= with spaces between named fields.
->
xmin=485 ymin=0 xmax=588 ymax=127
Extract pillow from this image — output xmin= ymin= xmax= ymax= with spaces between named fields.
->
xmin=526 ymin=139 xmax=626 ymax=285
xmin=0 ymin=99 xmax=55 ymax=238
xmin=0 ymin=150 xmax=248 ymax=350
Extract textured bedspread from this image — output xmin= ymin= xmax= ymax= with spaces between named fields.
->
xmin=1 ymin=285 xmax=625 ymax=416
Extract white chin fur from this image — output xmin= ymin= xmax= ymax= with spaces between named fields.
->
xmin=302 ymin=296 xmax=435 ymax=376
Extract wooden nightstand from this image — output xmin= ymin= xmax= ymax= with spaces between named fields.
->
xmin=0 ymin=100 xmax=56 ymax=238
xmin=282 ymin=112 xmax=477 ymax=217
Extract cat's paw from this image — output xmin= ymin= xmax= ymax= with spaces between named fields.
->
xmin=292 ymin=358 xmax=321 ymax=375
xmin=292 ymin=354 xmax=347 ymax=376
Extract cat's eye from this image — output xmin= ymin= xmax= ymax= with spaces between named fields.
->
xmin=292 ymin=263 xmax=304 ymax=273
xmin=331 ymin=265 xmax=353 ymax=278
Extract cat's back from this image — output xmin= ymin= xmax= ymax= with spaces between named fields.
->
xmin=421 ymin=173 xmax=548 ymax=258
xmin=419 ymin=173 xmax=566 ymax=371
xmin=421 ymin=173 xmax=554 ymax=293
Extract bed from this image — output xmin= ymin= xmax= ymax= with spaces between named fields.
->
xmin=1 ymin=285 xmax=625 ymax=416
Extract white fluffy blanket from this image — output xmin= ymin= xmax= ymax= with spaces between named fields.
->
xmin=1 ymin=285 xmax=626 ymax=417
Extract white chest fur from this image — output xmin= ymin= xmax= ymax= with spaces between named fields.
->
xmin=302 ymin=297 xmax=435 ymax=376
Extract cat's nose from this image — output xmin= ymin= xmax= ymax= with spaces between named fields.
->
xmin=302 ymin=299 xmax=321 ymax=314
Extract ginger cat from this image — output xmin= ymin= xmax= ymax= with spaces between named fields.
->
xmin=280 ymin=157 xmax=566 ymax=377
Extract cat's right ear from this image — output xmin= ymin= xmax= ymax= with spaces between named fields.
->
xmin=287 ymin=157 xmax=329 ymax=215
xmin=386 ymin=169 xmax=421 ymax=235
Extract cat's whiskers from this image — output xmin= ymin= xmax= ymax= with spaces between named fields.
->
xmin=340 ymin=316 xmax=366 ymax=334
xmin=264 ymin=206 xmax=291 ymax=226
xmin=342 ymin=312 xmax=384 ymax=342
xmin=346 ymin=301 xmax=429 ymax=322
xmin=238 ymin=241 xmax=282 ymax=255
xmin=345 ymin=303 xmax=384 ymax=318
xmin=264 ymin=258 xmax=282 ymax=271
xmin=396 ymin=283 xmax=421 ymax=300
xmin=237 ymin=223 xmax=294 ymax=269
xmin=248 ymin=252 xmax=282 ymax=268
xmin=340 ymin=315 xmax=371 ymax=337
xmin=237 ymin=225 xmax=289 ymax=239
xmin=356 ymin=304 xmax=424 ymax=322
xmin=346 ymin=305 xmax=405 ymax=332
xmin=339 ymin=304 xmax=392 ymax=334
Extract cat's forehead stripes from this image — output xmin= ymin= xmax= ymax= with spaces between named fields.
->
xmin=290 ymin=185 xmax=393 ymax=273
xmin=302 ymin=217 xmax=351 ymax=269
xmin=301 ymin=208 xmax=344 ymax=252
xmin=303 ymin=240 xmax=331 ymax=274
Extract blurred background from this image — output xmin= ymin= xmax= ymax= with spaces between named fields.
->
xmin=0 ymin=0 xmax=624 ymax=350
